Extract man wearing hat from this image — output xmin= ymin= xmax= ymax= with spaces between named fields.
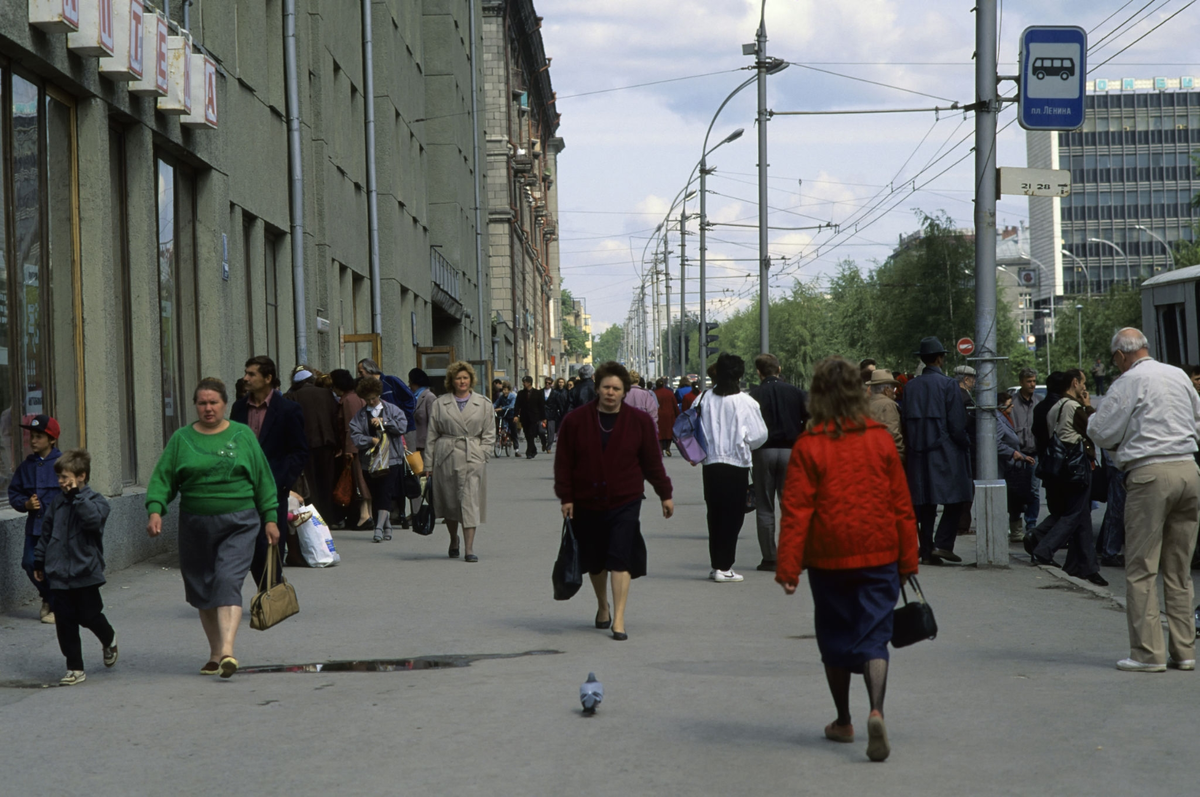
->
xmin=8 ymin=415 xmax=64 ymax=623
xmin=866 ymin=370 xmax=904 ymax=463
xmin=285 ymin=366 xmax=342 ymax=527
xmin=569 ymin=363 xmax=598 ymax=413
xmin=901 ymin=337 xmax=973 ymax=564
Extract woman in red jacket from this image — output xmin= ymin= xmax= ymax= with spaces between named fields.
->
xmin=776 ymin=356 xmax=919 ymax=763
xmin=554 ymin=361 xmax=674 ymax=640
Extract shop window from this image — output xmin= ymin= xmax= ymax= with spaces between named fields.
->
xmin=110 ymin=127 xmax=137 ymax=484
xmin=156 ymin=158 xmax=199 ymax=440
xmin=0 ymin=70 xmax=82 ymax=497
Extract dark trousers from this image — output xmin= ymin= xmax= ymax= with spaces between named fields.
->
xmin=303 ymin=444 xmax=340 ymax=524
xmin=1097 ymin=461 xmax=1126 ymax=559
xmin=1035 ymin=475 xmax=1099 ymax=577
xmin=523 ymin=424 xmax=542 ymax=458
xmin=703 ymin=463 xmax=750 ymax=571
xmin=545 ymin=419 xmax=558 ymax=451
xmin=1025 ymin=470 xmax=1042 ymax=528
xmin=22 ymin=534 xmax=50 ymax=601
xmin=50 ymin=585 xmax=114 ymax=671
xmin=914 ymin=503 xmax=966 ymax=558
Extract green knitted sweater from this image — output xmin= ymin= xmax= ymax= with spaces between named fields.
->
xmin=145 ymin=421 xmax=279 ymax=519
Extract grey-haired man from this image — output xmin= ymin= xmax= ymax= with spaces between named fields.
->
xmin=1090 ymin=328 xmax=1200 ymax=673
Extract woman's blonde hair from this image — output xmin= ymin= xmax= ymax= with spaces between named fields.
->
xmin=444 ymin=361 xmax=477 ymax=392
xmin=808 ymin=356 xmax=870 ymax=438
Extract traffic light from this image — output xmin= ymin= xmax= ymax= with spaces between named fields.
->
xmin=703 ymin=321 xmax=720 ymax=361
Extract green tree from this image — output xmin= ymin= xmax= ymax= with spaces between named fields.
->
xmin=563 ymin=322 xmax=589 ymax=358
xmin=591 ymin=323 xmax=623 ymax=363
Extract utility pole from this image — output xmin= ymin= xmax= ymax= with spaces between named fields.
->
xmin=755 ymin=9 xmax=770 ymax=354
xmin=699 ymin=160 xmax=709 ymax=370
xmin=679 ymin=206 xmax=688 ymax=376
xmin=972 ymin=0 xmax=1006 ymax=568
xmin=664 ymin=235 xmax=672 ymax=379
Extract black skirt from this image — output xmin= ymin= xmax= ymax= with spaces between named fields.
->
xmin=572 ymin=499 xmax=647 ymax=578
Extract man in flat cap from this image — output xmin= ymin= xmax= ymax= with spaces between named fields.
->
xmin=901 ymin=337 xmax=973 ymax=564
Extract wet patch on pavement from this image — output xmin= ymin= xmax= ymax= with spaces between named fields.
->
xmin=237 ymin=649 xmax=562 ymax=674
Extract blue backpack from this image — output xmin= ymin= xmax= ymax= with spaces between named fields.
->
xmin=671 ymin=392 xmax=708 ymax=464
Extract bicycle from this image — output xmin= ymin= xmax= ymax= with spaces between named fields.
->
xmin=494 ymin=411 xmax=514 ymax=457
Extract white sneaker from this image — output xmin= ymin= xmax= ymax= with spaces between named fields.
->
xmin=1168 ymin=658 xmax=1196 ymax=671
xmin=713 ymin=569 xmax=744 ymax=583
xmin=1116 ymin=658 xmax=1166 ymax=673
xmin=103 ymin=633 xmax=118 ymax=668
xmin=709 ymin=569 xmax=717 ymax=581
xmin=59 ymin=670 xmax=86 ymax=686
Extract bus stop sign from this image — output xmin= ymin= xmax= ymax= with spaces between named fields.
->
xmin=1018 ymin=26 xmax=1087 ymax=131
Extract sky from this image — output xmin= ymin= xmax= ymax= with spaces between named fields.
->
xmin=537 ymin=0 xmax=1200 ymax=334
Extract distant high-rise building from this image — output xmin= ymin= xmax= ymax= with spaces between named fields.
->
xmin=1027 ymin=82 xmax=1200 ymax=303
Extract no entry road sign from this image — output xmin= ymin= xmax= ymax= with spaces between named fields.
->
xmin=957 ymin=338 xmax=975 ymax=356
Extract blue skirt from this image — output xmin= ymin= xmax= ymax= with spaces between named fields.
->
xmin=807 ymin=563 xmax=900 ymax=673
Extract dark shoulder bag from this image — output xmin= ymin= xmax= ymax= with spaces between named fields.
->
xmin=552 ymin=517 xmax=583 ymax=600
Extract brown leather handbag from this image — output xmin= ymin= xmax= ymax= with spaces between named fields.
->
xmin=250 ymin=545 xmax=299 ymax=631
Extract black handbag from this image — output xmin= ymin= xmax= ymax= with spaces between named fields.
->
xmin=891 ymin=576 xmax=937 ymax=648
xmin=412 ymin=479 xmax=435 ymax=536
xmin=552 ymin=517 xmax=583 ymax=601
xmin=401 ymin=459 xmax=422 ymax=500
xmin=1034 ymin=404 xmax=1090 ymax=485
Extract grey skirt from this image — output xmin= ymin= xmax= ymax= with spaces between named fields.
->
xmin=178 ymin=509 xmax=261 ymax=610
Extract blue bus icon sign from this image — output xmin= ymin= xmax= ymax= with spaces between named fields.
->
xmin=1019 ymin=26 xmax=1087 ymax=131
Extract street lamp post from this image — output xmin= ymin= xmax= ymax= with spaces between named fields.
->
xmin=1135 ymin=224 xmax=1176 ymax=272
xmin=1088 ymin=237 xmax=1134 ymax=284
xmin=1039 ymin=309 xmax=1052 ymax=369
xmin=746 ymin=1 xmax=789 ymax=355
xmin=1059 ymin=248 xmax=1091 ymax=296
xmin=996 ymin=265 xmax=1029 ymax=339
xmin=1076 ymin=304 xmax=1083 ymax=368
xmin=699 ymin=127 xmax=744 ymax=366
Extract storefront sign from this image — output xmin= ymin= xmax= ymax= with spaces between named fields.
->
xmin=67 ymin=0 xmax=115 ymax=58
xmin=128 ymin=11 xmax=167 ymax=96
xmin=182 ymin=54 xmax=218 ymax=130
xmin=29 ymin=0 xmax=80 ymax=32
xmin=157 ymin=34 xmax=192 ymax=116
xmin=99 ymin=0 xmax=144 ymax=82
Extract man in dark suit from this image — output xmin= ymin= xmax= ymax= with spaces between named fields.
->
xmin=285 ymin=367 xmax=342 ymax=525
xmin=514 ymin=375 xmax=546 ymax=459
xmin=901 ymin=337 xmax=972 ymax=565
xmin=232 ymin=355 xmax=309 ymax=578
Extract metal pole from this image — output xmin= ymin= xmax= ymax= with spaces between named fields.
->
xmin=972 ymin=0 xmax=1006 ymax=567
xmin=700 ymin=157 xmax=708 ymax=368
xmin=1076 ymin=304 xmax=1083 ymax=368
xmin=664 ymin=235 xmax=672 ymax=379
xmin=679 ymin=207 xmax=687 ymax=376
xmin=1136 ymin=224 xmax=1176 ymax=271
xmin=756 ymin=13 xmax=770 ymax=354
xmin=284 ymin=0 xmax=309 ymax=364
xmin=362 ymin=0 xmax=383 ymax=339
xmin=468 ymin=0 xmax=487 ymax=360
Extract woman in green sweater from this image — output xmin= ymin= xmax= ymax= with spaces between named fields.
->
xmin=146 ymin=377 xmax=279 ymax=678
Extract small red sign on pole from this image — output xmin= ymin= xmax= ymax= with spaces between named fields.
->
xmin=957 ymin=337 xmax=975 ymax=356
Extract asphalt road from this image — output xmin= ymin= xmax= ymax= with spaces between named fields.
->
xmin=2 ymin=450 xmax=1198 ymax=796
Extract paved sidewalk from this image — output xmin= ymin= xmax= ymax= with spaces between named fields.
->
xmin=2 ymin=452 xmax=1198 ymax=796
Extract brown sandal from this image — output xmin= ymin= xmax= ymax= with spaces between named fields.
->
xmin=200 ymin=660 xmax=220 ymax=675
xmin=824 ymin=721 xmax=854 ymax=743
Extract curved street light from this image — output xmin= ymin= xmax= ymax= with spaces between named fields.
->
xmin=1059 ymin=248 xmax=1092 ymax=297
xmin=1087 ymin=237 xmax=1135 ymax=284
xmin=1134 ymin=224 xmax=1176 ymax=272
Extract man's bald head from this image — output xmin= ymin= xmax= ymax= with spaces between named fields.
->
xmin=1110 ymin=327 xmax=1149 ymax=373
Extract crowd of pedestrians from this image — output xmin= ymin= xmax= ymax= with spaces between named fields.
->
xmin=17 ymin=322 xmax=1200 ymax=760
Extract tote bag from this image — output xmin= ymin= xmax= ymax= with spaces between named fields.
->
xmin=552 ymin=518 xmax=583 ymax=601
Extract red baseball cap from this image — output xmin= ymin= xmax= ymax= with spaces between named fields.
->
xmin=21 ymin=414 xmax=61 ymax=440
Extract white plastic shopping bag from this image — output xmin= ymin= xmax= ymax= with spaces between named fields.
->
xmin=295 ymin=504 xmax=341 ymax=567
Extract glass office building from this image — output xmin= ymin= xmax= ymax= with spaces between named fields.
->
xmin=1027 ymin=84 xmax=1200 ymax=300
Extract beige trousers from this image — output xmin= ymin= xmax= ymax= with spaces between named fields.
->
xmin=1123 ymin=460 xmax=1200 ymax=664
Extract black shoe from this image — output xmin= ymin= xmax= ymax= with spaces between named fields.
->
xmin=1030 ymin=553 xmax=1060 ymax=568
xmin=611 ymin=630 xmax=628 ymax=641
xmin=920 ymin=555 xmax=944 ymax=566
xmin=595 ymin=605 xmax=612 ymax=629
xmin=756 ymin=560 xmax=777 ymax=572
xmin=1100 ymin=555 xmax=1125 ymax=568
xmin=931 ymin=548 xmax=962 ymax=563
xmin=1084 ymin=572 xmax=1110 ymax=587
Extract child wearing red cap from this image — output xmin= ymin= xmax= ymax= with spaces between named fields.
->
xmin=8 ymin=414 xmax=64 ymax=624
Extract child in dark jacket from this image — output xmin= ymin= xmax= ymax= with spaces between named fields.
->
xmin=8 ymin=414 xmax=64 ymax=624
xmin=32 ymin=449 xmax=116 ymax=686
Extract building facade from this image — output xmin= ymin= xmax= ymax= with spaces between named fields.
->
xmin=482 ymin=0 xmax=562 ymax=382
xmin=0 ymin=0 xmax=491 ymax=611
xmin=1027 ymin=82 xmax=1200 ymax=303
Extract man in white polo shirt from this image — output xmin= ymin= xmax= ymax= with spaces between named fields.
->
xmin=1089 ymin=327 xmax=1200 ymax=673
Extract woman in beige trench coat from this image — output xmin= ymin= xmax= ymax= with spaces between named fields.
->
xmin=426 ymin=361 xmax=497 ymax=562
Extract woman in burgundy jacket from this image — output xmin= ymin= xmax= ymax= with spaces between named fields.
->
xmin=554 ymin=361 xmax=674 ymax=640
xmin=776 ymin=356 xmax=919 ymax=763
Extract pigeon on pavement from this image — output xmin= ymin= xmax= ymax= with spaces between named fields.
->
xmin=580 ymin=672 xmax=603 ymax=715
